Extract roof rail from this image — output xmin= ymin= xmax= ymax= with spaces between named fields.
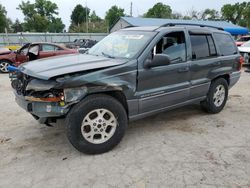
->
xmin=160 ymin=23 xmax=224 ymax=31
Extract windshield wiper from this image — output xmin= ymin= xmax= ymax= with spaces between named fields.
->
xmin=102 ymin=52 xmax=115 ymax=59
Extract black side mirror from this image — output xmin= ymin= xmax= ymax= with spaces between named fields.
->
xmin=144 ymin=54 xmax=171 ymax=69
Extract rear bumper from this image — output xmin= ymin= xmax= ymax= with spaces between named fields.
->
xmin=229 ymin=71 xmax=241 ymax=89
xmin=15 ymin=92 xmax=70 ymax=119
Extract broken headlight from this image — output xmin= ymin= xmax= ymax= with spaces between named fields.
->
xmin=26 ymin=79 xmax=57 ymax=91
xmin=64 ymin=86 xmax=87 ymax=103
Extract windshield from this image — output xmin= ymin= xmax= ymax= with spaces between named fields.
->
xmin=242 ymin=41 xmax=250 ymax=47
xmin=88 ymin=31 xmax=156 ymax=59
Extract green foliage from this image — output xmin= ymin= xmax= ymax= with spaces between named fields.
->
xmin=171 ymin=12 xmax=183 ymax=19
xmin=49 ymin=18 xmax=65 ymax=33
xmin=18 ymin=0 xmax=65 ymax=32
xmin=69 ymin=6 xmax=105 ymax=33
xmin=90 ymin=11 xmax=101 ymax=22
xmin=201 ymin=9 xmax=220 ymax=20
xmin=71 ymin=4 xmax=90 ymax=26
xmin=0 ymin=4 xmax=9 ymax=32
xmin=35 ymin=0 xmax=58 ymax=17
xmin=144 ymin=2 xmax=172 ymax=18
xmin=221 ymin=2 xmax=250 ymax=28
xmin=105 ymin=5 xmax=125 ymax=27
xmin=11 ymin=19 xmax=23 ymax=33
xmin=69 ymin=21 xmax=107 ymax=33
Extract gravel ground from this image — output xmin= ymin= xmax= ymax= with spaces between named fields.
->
xmin=0 ymin=70 xmax=250 ymax=188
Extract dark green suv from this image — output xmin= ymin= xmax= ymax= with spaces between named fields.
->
xmin=11 ymin=25 xmax=242 ymax=154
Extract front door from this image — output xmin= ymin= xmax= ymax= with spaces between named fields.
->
xmin=16 ymin=44 xmax=29 ymax=63
xmin=137 ymin=30 xmax=191 ymax=114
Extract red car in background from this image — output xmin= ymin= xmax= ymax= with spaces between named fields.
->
xmin=0 ymin=42 xmax=78 ymax=73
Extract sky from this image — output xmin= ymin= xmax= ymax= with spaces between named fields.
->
xmin=0 ymin=0 xmax=247 ymax=29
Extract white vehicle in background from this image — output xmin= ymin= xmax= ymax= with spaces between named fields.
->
xmin=238 ymin=41 xmax=250 ymax=64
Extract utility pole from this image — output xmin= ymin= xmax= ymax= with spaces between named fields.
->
xmin=130 ymin=2 xmax=133 ymax=17
xmin=86 ymin=1 xmax=89 ymax=33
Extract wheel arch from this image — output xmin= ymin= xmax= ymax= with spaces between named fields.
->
xmin=0 ymin=59 xmax=14 ymax=64
xmin=86 ymin=89 xmax=129 ymax=115
xmin=212 ymin=74 xmax=230 ymax=85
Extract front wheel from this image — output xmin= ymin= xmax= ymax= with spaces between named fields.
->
xmin=201 ymin=78 xmax=228 ymax=114
xmin=0 ymin=60 xmax=11 ymax=73
xmin=66 ymin=94 xmax=128 ymax=154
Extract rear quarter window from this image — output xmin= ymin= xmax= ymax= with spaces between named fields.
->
xmin=214 ymin=33 xmax=237 ymax=56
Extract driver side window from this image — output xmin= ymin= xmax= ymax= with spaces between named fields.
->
xmin=151 ymin=31 xmax=187 ymax=64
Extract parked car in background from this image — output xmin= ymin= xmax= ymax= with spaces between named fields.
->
xmin=238 ymin=40 xmax=250 ymax=64
xmin=78 ymin=39 xmax=98 ymax=54
xmin=11 ymin=25 xmax=241 ymax=154
xmin=66 ymin=39 xmax=97 ymax=52
xmin=236 ymin=35 xmax=250 ymax=46
xmin=0 ymin=42 xmax=78 ymax=73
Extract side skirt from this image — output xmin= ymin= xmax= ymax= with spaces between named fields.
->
xmin=129 ymin=96 xmax=206 ymax=122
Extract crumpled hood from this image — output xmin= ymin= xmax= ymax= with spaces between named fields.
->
xmin=19 ymin=54 xmax=128 ymax=80
xmin=238 ymin=47 xmax=250 ymax=53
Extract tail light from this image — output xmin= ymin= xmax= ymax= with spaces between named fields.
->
xmin=238 ymin=56 xmax=244 ymax=71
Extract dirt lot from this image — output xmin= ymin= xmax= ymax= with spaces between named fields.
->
xmin=0 ymin=70 xmax=250 ymax=188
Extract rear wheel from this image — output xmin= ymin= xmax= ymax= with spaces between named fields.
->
xmin=201 ymin=78 xmax=228 ymax=114
xmin=66 ymin=94 xmax=128 ymax=154
xmin=0 ymin=60 xmax=11 ymax=73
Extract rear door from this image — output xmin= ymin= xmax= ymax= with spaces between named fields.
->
xmin=188 ymin=31 xmax=221 ymax=99
xmin=137 ymin=30 xmax=191 ymax=114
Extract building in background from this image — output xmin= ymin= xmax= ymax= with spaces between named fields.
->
xmin=110 ymin=17 xmax=249 ymax=36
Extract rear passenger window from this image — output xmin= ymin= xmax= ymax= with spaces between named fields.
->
xmin=190 ymin=34 xmax=217 ymax=60
xmin=214 ymin=33 xmax=237 ymax=56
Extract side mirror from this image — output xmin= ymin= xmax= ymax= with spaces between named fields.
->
xmin=144 ymin=54 xmax=171 ymax=69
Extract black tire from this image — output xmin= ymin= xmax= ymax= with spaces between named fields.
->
xmin=0 ymin=60 xmax=11 ymax=73
xmin=66 ymin=94 xmax=128 ymax=154
xmin=201 ymin=78 xmax=228 ymax=114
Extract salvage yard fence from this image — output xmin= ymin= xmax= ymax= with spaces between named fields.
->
xmin=0 ymin=33 xmax=108 ymax=47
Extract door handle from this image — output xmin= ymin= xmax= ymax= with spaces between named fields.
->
xmin=178 ymin=67 xmax=189 ymax=73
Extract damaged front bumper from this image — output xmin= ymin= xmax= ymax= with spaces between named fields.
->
xmin=15 ymin=92 xmax=71 ymax=123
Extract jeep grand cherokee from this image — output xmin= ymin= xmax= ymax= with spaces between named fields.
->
xmin=11 ymin=25 xmax=242 ymax=154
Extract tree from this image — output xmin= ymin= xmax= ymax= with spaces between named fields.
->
xmin=49 ymin=18 xmax=65 ymax=33
xmin=11 ymin=19 xmax=23 ymax=33
xmin=17 ymin=0 xmax=65 ymax=32
xmin=105 ymin=6 xmax=125 ymax=27
xmin=70 ymin=4 xmax=90 ymax=26
xmin=201 ymin=9 xmax=220 ymax=20
xmin=0 ymin=4 xmax=9 ymax=32
xmin=90 ymin=11 xmax=101 ymax=22
xmin=221 ymin=2 xmax=249 ymax=26
xmin=171 ymin=12 xmax=183 ymax=19
xmin=144 ymin=2 xmax=172 ymax=18
xmin=35 ymin=0 xmax=58 ymax=18
xmin=69 ymin=6 xmax=105 ymax=33
xmin=243 ymin=3 xmax=250 ymax=28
